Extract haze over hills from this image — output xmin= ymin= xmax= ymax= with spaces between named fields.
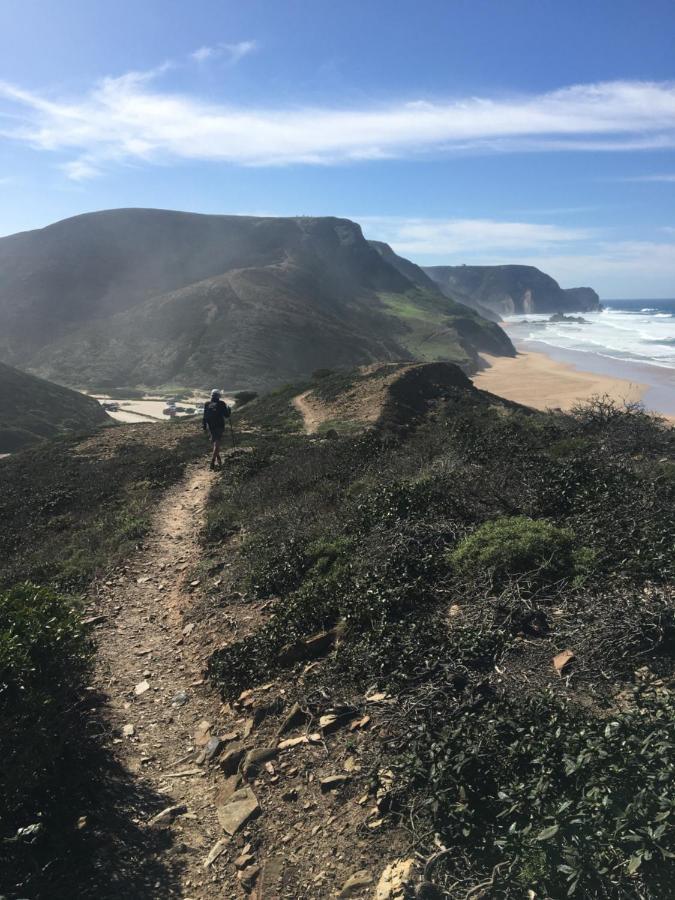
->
xmin=370 ymin=242 xmax=503 ymax=323
xmin=424 ymin=264 xmax=601 ymax=318
xmin=0 ymin=361 xmax=109 ymax=452
xmin=0 ymin=209 xmax=514 ymax=391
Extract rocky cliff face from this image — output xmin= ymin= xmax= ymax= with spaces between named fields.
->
xmin=563 ymin=287 xmax=601 ymax=309
xmin=423 ymin=265 xmax=602 ymax=317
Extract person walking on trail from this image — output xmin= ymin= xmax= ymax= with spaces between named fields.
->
xmin=203 ymin=389 xmax=230 ymax=470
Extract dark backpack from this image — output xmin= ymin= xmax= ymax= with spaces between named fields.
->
xmin=205 ymin=400 xmax=229 ymax=428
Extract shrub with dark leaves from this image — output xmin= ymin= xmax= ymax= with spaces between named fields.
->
xmin=0 ymin=583 xmax=91 ymax=836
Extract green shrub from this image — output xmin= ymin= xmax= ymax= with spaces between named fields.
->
xmin=305 ymin=536 xmax=354 ymax=576
xmin=448 ymin=516 xmax=579 ymax=587
xmin=0 ymin=584 xmax=91 ymax=835
xmin=398 ymin=686 xmax=675 ymax=897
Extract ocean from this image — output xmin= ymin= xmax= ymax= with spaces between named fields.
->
xmin=502 ymin=299 xmax=675 ymax=415
xmin=504 ymin=299 xmax=675 ymax=370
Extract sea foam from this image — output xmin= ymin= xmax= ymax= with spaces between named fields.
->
xmin=505 ymin=300 xmax=675 ymax=370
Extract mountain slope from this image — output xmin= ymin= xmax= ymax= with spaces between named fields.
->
xmin=371 ymin=241 xmax=502 ymax=323
xmin=424 ymin=264 xmax=602 ymax=316
xmin=0 ymin=362 xmax=109 ymax=452
xmin=0 ymin=209 xmax=514 ymax=390
xmin=368 ymin=239 xmax=441 ymax=292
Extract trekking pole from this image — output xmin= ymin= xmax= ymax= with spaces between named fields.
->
xmin=229 ymin=416 xmax=236 ymax=448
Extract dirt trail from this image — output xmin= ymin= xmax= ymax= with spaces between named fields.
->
xmin=88 ymin=454 xmax=410 ymax=899
xmin=291 ymin=391 xmax=325 ymax=434
xmin=91 ymin=464 xmax=238 ymax=898
xmin=292 ymin=364 xmax=414 ymax=435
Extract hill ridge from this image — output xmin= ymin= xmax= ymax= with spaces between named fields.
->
xmin=0 ymin=209 xmax=513 ymax=391
xmin=0 ymin=361 xmax=109 ymax=452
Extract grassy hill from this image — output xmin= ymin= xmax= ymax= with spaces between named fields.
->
xmin=0 ymin=362 xmax=109 ymax=452
xmin=0 ymin=209 xmax=514 ymax=391
xmin=425 ymin=264 xmax=602 ymax=317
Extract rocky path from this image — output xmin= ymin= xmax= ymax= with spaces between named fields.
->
xmin=87 ymin=458 xmax=416 ymax=900
xmin=90 ymin=464 xmax=238 ymax=898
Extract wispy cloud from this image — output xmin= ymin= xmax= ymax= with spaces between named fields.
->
xmin=516 ymin=241 xmax=675 ymax=291
xmin=1 ymin=75 xmax=674 ymax=179
xmin=360 ymin=215 xmax=675 ymax=295
xmin=508 ymin=206 xmax=599 ymax=216
xmin=191 ymin=40 xmax=258 ymax=65
xmin=360 ymin=215 xmax=593 ymax=257
xmin=60 ymin=159 xmax=102 ymax=181
xmin=616 ymin=173 xmax=675 ymax=183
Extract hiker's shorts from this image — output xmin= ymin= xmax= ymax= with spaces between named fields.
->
xmin=208 ymin=426 xmax=225 ymax=443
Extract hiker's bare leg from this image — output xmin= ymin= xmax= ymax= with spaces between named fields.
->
xmin=212 ymin=438 xmax=222 ymax=466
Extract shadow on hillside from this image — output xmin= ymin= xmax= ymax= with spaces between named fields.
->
xmin=2 ymin=698 xmax=183 ymax=900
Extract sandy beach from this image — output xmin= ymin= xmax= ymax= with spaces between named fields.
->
xmin=473 ymin=350 xmax=647 ymax=412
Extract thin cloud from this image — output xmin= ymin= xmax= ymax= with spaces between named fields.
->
xmin=515 ymin=241 xmax=675 ymax=293
xmin=360 ymin=215 xmax=593 ymax=257
xmin=617 ymin=173 xmax=675 ymax=182
xmin=362 ymin=215 xmax=675 ymax=294
xmin=60 ymin=159 xmax=101 ymax=181
xmin=191 ymin=40 xmax=258 ymax=65
xmin=191 ymin=46 xmax=214 ymax=63
xmin=508 ymin=205 xmax=599 ymax=216
xmin=1 ymin=75 xmax=674 ymax=178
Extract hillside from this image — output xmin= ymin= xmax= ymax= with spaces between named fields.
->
xmin=0 ymin=209 xmax=514 ymax=391
xmin=424 ymin=264 xmax=602 ymax=317
xmin=371 ymin=241 xmax=502 ymax=323
xmin=0 ymin=361 xmax=109 ymax=452
xmin=1 ymin=366 xmax=673 ymax=899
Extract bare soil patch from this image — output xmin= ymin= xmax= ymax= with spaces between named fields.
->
xmin=292 ymin=364 xmax=413 ymax=434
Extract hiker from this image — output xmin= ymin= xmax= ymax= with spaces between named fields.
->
xmin=202 ymin=389 xmax=230 ymax=469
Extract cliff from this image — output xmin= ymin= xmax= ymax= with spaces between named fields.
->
xmin=423 ymin=264 xmax=602 ymax=317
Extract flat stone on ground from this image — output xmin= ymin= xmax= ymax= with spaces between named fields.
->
xmin=217 ymin=786 xmax=260 ymax=835
xmin=339 ymin=869 xmax=373 ymax=897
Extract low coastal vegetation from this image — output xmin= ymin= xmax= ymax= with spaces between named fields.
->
xmin=0 ymin=584 xmax=91 ymax=848
xmin=206 ymin=386 xmax=674 ymax=897
xmin=0 ymin=422 xmax=203 ymax=893
xmin=1 ymin=368 xmax=673 ymax=897
xmin=0 ymin=424 xmax=203 ymax=589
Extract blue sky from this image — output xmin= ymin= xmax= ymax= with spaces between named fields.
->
xmin=1 ymin=0 xmax=674 ymax=297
